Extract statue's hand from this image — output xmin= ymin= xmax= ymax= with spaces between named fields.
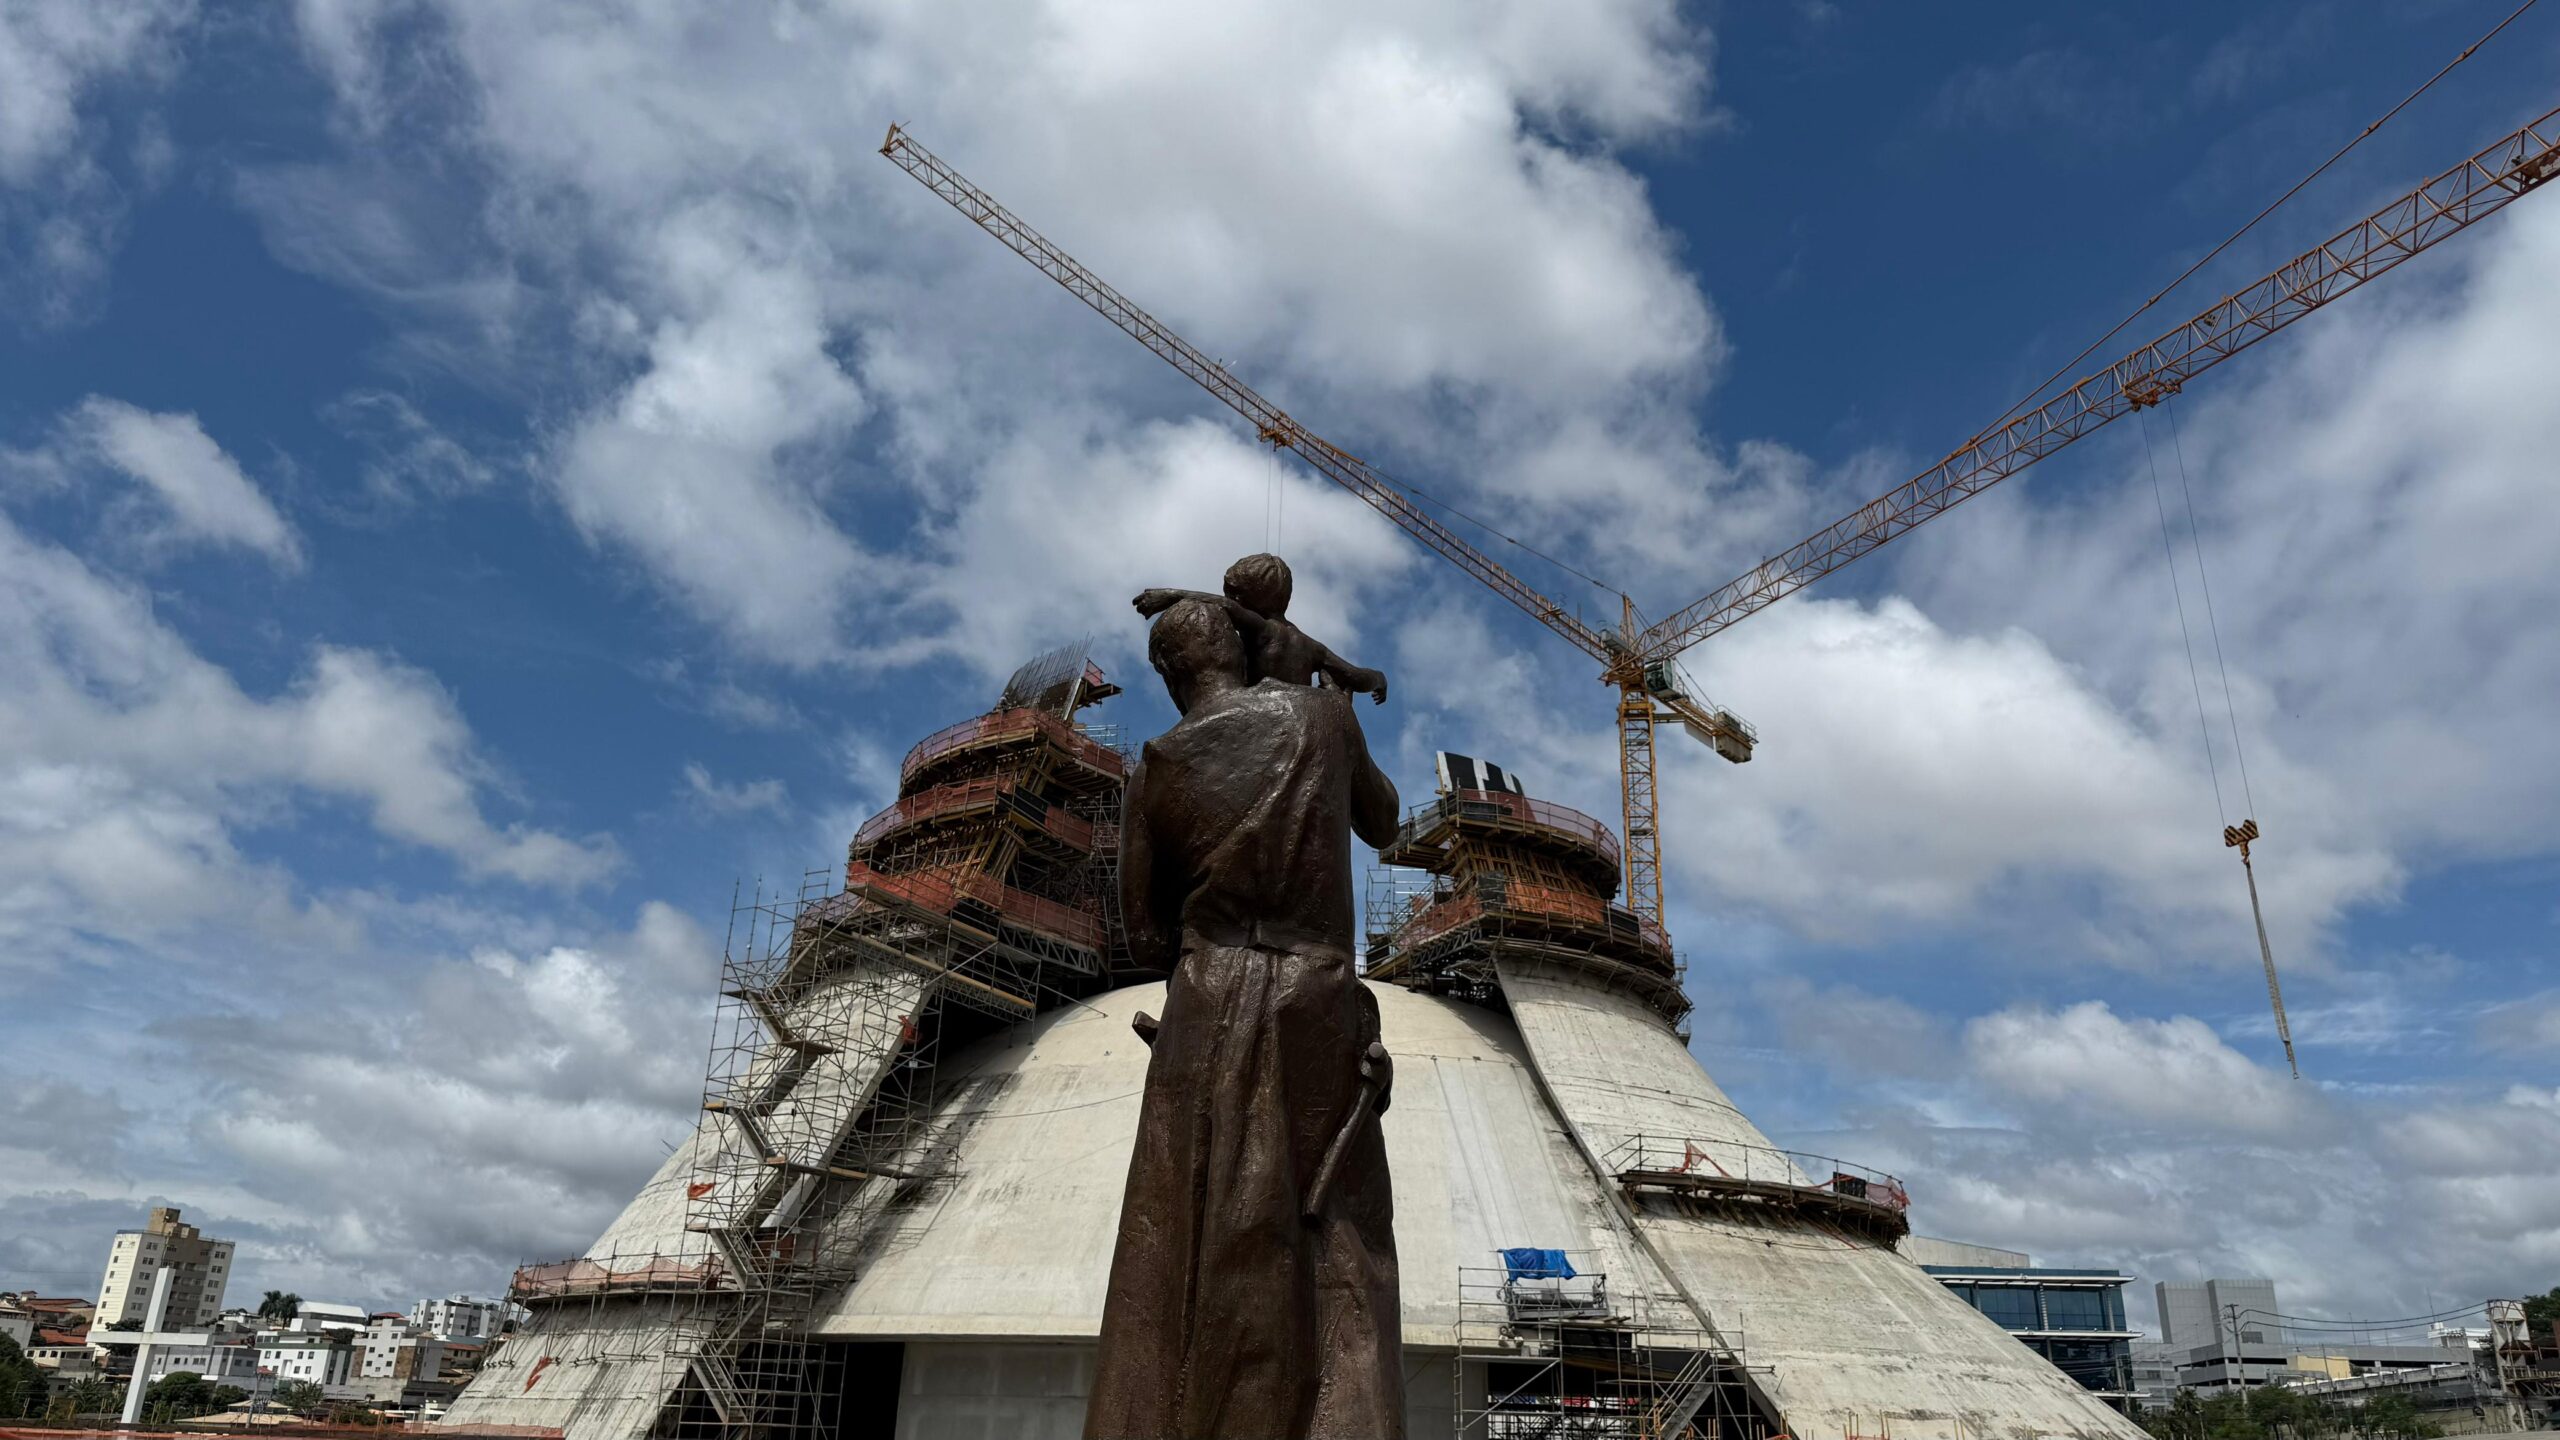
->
xmin=1362 ymin=1040 xmax=1394 ymax=1115
xmin=1341 ymin=665 xmax=1389 ymax=704
xmin=1132 ymin=588 xmax=1180 ymax=617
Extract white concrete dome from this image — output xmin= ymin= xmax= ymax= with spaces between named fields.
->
xmin=805 ymin=969 xmax=2143 ymax=1439
xmin=450 ymin=962 xmax=2144 ymax=1440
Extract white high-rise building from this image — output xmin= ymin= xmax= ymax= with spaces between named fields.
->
xmin=94 ymin=1207 xmax=234 ymax=1330
xmin=2155 ymin=1278 xmax=2284 ymax=1349
xmin=410 ymin=1295 xmax=515 ymax=1342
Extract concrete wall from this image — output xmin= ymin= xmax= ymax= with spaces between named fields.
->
xmin=889 ymin=1342 xmax=1454 ymax=1440
xmin=1498 ymin=960 xmax=2146 ymax=1440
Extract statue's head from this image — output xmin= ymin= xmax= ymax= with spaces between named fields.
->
xmin=1149 ymin=597 xmax=1247 ymax=715
xmin=1222 ymin=553 xmax=1292 ymax=618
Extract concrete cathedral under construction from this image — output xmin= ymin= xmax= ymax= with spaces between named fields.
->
xmin=441 ymin=645 xmax=2143 ymax=1440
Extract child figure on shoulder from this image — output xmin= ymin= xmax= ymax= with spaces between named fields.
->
xmin=1133 ymin=553 xmax=1389 ymax=705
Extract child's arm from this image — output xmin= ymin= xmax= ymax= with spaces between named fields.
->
xmin=1313 ymin=642 xmax=1389 ymax=705
xmin=1132 ymin=588 xmax=1268 ymax=639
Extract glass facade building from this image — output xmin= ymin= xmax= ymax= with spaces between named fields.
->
xmin=1921 ymin=1265 xmax=2141 ymax=1412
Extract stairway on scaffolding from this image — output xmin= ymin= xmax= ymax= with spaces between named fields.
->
xmin=1457 ymin=1253 xmax=1767 ymax=1440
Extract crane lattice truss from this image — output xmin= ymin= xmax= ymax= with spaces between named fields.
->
xmin=881 ymin=101 xmax=2560 ymax=937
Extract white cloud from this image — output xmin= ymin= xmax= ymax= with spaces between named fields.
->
xmin=1766 ymin=988 xmax=2560 ymax=1324
xmin=323 ymin=389 xmax=497 ymax=511
xmin=57 ymin=396 xmax=304 ymax=566
xmin=0 ymin=2 xmax=187 ymax=182
xmin=1965 ymin=1000 xmax=2320 ymax=1139
xmin=264 ymin=0 xmax=1728 ymax=674
xmin=0 ymin=901 xmax=715 ymax=1303
xmin=2482 ymin=992 xmax=2560 ymax=1055
xmin=0 ymin=512 xmax=617 ymax=958
xmin=681 ymin=762 xmax=785 ymax=817
xmin=0 ymin=0 xmax=193 ymax=322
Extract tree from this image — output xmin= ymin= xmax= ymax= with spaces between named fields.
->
xmin=271 ymin=1378 xmax=325 ymax=1414
xmin=62 ymin=1375 xmax=120 ymax=1416
xmin=257 ymin=1291 xmax=303 ymax=1323
xmin=0 ymin=1333 xmax=36 ymax=1419
xmin=2523 ymin=1285 xmax=2560 ymax=1332
xmin=146 ymin=1370 xmax=215 ymax=1419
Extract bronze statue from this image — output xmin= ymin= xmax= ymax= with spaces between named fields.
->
xmin=1086 ymin=592 xmax=1404 ymax=1440
xmin=1132 ymin=553 xmax=1389 ymax=704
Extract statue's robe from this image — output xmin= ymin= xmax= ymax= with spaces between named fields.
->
xmin=1087 ymin=680 xmax=1403 ymax=1440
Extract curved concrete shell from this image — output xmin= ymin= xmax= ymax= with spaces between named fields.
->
xmin=450 ymin=957 xmax=2145 ymax=1440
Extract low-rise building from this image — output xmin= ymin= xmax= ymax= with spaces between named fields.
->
xmin=26 ymin=1326 xmax=100 ymax=1373
xmin=1 ymin=1295 xmax=96 ymax=1331
xmin=1904 ymin=1237 xmax=2141 ymax=1413
xmin=2140 ymin=1335 xmax=2481 ymax=1397
xmin=142 ymin=1338 xmax=265 ymax=1388
xmin=257 ymin=1332 xmax=356 ymax=1390
xmin=347 ymin=1317 xmax=457 ymax=1407
xmin=0 ymin=1304 xmax=33 ymax=1350
xmin=280 ymin=1301 xmax=370 ymax=1335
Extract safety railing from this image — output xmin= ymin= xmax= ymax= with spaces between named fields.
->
xmin=1395 ymin=789 xmax=1623 ymax=870
xmin=507 ymin=1255 xmax=727 ymax=1301
xmin=849 ymin=775 xmax=1096 ymax=854
xmin=843 ymin=860 xmax=1105 ymax=951
xmin=900 ymin=706 xmax=1127 ymax=787
xmin=1385 ymin=879 xmax=1671 ymax=958
xmin=1603 ymin=1135 xmax=1910 ymax=1219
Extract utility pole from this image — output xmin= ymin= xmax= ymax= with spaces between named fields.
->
xmin=2223 ymin=1304 xmax=2244 ymax=1395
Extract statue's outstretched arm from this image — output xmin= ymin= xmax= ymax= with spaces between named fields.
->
xmin=1132 ymin=588 xmax=1268 ymax=639
xmin=1313 ymin=642 xmax=1388 ymax=705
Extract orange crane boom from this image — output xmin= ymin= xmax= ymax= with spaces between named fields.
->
xmin=1635 ymin=104 xmax=2560 ymax=665
xmin=877 ymin=125 xmax=1613 ymax=665
xmin=880 ymin=98 xmax=2559 ymax=947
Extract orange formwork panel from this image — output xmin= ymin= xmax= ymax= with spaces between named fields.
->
xmin=1380 ymin=789 xmax=1623 ymax=883
xmin=899 ymin=707 xmax=1126 ymax=792
xmin=850 ymin=774 xmax=1098 ymax=856
xmin=843 ymin=860 xmax=1105 ymax=952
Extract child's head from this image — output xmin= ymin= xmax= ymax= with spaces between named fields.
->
xmin=1223 ymin=553 xmax=1293 ymax=616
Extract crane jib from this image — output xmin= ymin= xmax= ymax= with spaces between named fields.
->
xmin=878 ymin=124 xmax=1616 ymax=664
xmin=1633 ymin=101 xmax=2560 ymax=663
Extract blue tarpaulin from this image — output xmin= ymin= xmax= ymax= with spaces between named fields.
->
xmin=1498 ymin=1248 xmax=1577 ymax=1282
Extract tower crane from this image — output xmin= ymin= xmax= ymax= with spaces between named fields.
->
xmin=881 ymin=101 xmax=2560 ymax=945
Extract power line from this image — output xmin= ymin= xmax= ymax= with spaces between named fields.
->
xmin=1979 ymin=0 xmax=2545 ymax=439
xmin=2237 ymin=1301 xmax=2491 ymax=1329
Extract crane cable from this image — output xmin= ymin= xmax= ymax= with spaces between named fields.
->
xmin=2138 ymin=406 xmax=2229 ymax=828
xmin=2166 ymin=399 xmax=2257 ymax=820
xmin=1982 ymin=0 xmax=2544 ymax=438
xmin=2139 ymin=398 xmax=2297 ymax=1077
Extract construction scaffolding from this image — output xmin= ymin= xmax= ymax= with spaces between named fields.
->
xmin=486 ymin=647 xmax=1134 ymax=1440
xmin=1602 ymin=1136 xmax=1912 ymax=1246
xmin=1454 ymin=1256 xmax=1762 ymax=1439
xmin=1366 ymin=788 xmax=1690 ymax=1026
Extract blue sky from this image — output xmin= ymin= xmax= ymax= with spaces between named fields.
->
xmin=2 ymin=0 xmax=2554 ymax=1329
